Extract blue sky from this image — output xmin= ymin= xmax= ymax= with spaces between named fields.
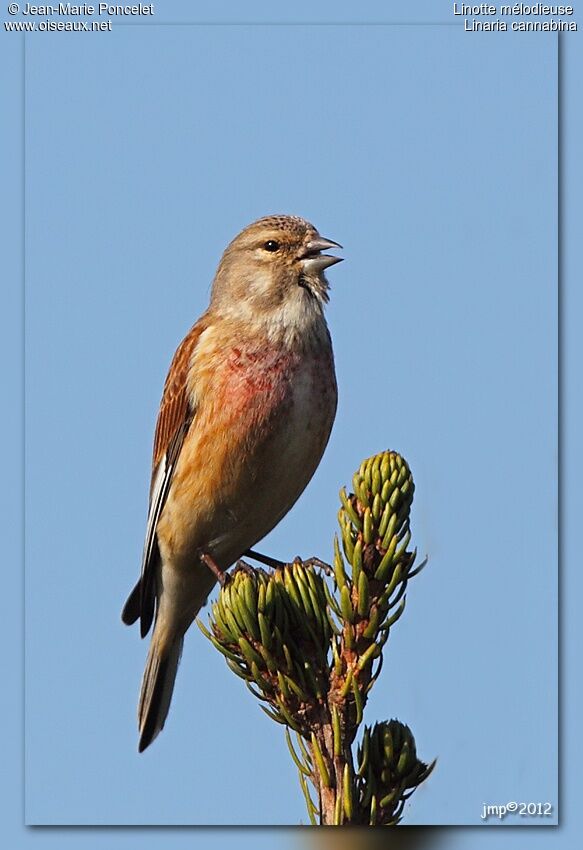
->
xmin=2 ymin=1 xmax=581 ymax=847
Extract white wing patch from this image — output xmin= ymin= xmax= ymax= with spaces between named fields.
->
xmin=140 ymin=457 xmax=169 ymax=582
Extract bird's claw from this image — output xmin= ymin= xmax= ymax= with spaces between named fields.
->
xmin=233 ymin=559 xmax=257 ymax=579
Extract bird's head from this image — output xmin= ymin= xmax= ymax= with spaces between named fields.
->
xmin=210 ymin=215 xmax=343 ymax=333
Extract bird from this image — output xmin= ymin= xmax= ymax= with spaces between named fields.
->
xmin=121 ymin=214 xmax=342 ymax=752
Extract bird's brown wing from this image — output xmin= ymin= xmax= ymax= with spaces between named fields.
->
xmin=121 ymin=318 xmax=208 ymax=637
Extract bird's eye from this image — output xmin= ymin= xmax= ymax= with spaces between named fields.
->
xmin=263 ymin=240 xmax=280 ymax=252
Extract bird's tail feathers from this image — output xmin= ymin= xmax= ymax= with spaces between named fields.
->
xmin=121 ymin=579 xmax=141 ymax=626
xmin=137 ymin=626 xmax=183 ymax=753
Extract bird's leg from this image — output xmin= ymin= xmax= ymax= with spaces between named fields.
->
xmin=200 ymin=552 xmax=230 ymax=587
xmin=244 ymin=549 xmax=287 ymax=570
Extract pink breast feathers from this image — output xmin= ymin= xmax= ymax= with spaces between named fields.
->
xmin=220 ymin=345 xmax=299 ymax=420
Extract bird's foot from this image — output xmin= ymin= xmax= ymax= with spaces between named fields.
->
xmin=243 ymin=550 xmax=332 ymax=575
xmin=233 ymin=559 xmax=257 ymax=578
xmin=301 ymin=557 xmax=333 ymax=576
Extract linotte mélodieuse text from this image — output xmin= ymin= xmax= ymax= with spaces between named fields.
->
xmin=453 ymin=3 xmax=578 ymax=29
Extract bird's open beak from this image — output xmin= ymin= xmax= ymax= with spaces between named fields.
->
xmin=299 ymin=236 xmax=343 ymax=272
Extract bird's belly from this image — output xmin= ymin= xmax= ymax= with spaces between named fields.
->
xmin=222 ymin=365 xmax=336 ymax=552
xmin=157 ymin=351 xmax=336 ymax=571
